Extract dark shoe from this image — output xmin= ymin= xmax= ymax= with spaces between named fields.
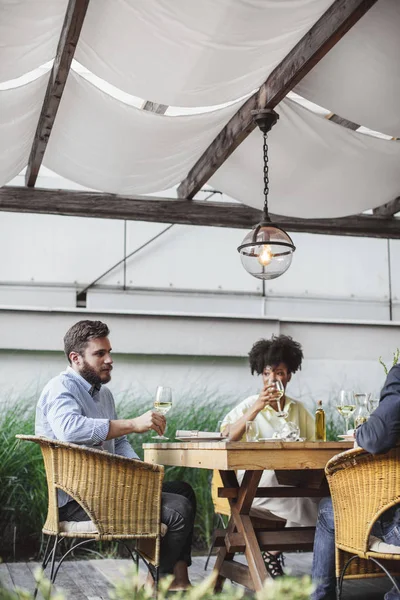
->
xmin=262 ymin=551 xmax=285 ymax=578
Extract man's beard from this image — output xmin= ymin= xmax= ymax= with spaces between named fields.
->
xmin=78 ymin=359 xmax=112 ymax=386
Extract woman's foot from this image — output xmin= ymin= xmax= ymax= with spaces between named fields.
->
xmin=262 ymin=551 xmax=285 ymax=578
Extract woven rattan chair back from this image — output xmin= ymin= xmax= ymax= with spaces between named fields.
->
xmin=326 ymin=446 xmax=400 ymax=598
xmin=16 ymin=435 xmax=164 ymax=593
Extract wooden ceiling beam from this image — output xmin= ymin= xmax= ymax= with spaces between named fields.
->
xmin=177 ymin=0 xmax=377 ymax=200
xmin=25 ymin=0 xmax=90 ymax=188
xmin=142 ymin=100 xmax=168 ymax=114
xmin=327 ymin=113 xmax=360 ymax=130
xmin=1 ymin=186 xmax=400 ymax=239
xmin=373 ymin=196 xmax=400 ymax=218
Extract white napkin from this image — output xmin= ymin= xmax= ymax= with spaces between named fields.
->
xmin=176 ymin=430 xmax=224 ymax=439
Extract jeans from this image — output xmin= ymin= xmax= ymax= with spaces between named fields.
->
xmin=59 ymin=480 xmax=196 ymax=577
xmin=311 ymin=498 xmax=400 ymax=600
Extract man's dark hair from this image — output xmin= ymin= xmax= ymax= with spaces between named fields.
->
xmin=248 ymin=335 xmax=303 ymax=375
xmin=64 ymin=320 xmax=110 ymax=364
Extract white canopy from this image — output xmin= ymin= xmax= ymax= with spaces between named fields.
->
xmin=295 ymin=0 xmax=400 ymax=137
xmin=43 ymin=71 xmax=244 ymax=195
xmin=0 ymin=74 xmax=48 ymax=187
xmin=75 ymin=0 xmax=332 ymax=107
xmin=0 ymin=0 xmax=399 ymax=223
xmin=210 ymin=99 xmax=400 ymax=219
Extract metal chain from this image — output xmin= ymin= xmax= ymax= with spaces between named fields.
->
xmin=263 ymin=131 xmax=270 ymax=219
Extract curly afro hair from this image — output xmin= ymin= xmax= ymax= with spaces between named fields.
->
xmin=248 ymin=335 xmax=303 ymax=375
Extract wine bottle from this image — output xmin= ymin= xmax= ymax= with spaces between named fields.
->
xmin=315 ymin=400 xmax=326 ymax=441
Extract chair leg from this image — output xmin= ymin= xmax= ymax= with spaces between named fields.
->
xmin=205 ymin=513 xmax=225 ymax=571
xmin=33 ymin=535 xmax=54 ymax=599
xmin=369 ymin=557 xmax=400 ymax=594
xmin=337 ymin=554 xmax=363 ymax=600
xmin=49 ymin=535 xmax=60 ymax=584
xmin=153 ymin=566 xmax=159 ymax=598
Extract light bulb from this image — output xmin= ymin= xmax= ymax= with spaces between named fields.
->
xmin=257 ymin=244 xmax=272 ymax=266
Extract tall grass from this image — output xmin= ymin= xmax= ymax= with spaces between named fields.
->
xmin=0 ymin=400 xmax=47 ymax=558
xmin=0 ymin=389 xmax=345 ymax=559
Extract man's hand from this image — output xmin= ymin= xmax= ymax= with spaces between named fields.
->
xmin=131 ymin=410 xmax=166 ymax=436
xmin=254 ymin=383 xmax=283 ymax=412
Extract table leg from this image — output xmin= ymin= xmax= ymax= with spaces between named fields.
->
xmin=213 ymin=470 xmax=268 ymax=592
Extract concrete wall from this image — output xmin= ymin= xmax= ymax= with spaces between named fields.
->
xmin=0 ymin=307 xmax=397 ymax=415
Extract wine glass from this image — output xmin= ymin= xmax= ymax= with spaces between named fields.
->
xmin=152 ymin=386 xmax=172 ymax=440
xmin=336 ymin=390 xmax=356 ymax=435
xmin=368 ymin=397 xmax=379 ymax=414
xmin=246 ymin=421 xmax=259 ymax=442
xmin=274 ymin=380 xmax=288 ymax=418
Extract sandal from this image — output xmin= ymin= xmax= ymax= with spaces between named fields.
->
xmin=262 ymin=551 xmax=285 ymax=578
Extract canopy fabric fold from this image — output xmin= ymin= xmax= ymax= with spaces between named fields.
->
xmin=0 ymin=74 xmax=48 ymax=187
xmin=43 ymin=71 xmax=244 ymax=194
xmin=295 ymin=0 xmax=400 ymax=138
xmin=76 ymin=0 xmax=332 ymax=107
xmin=0 ymin=0 xmax=68 ymax=83
xmin=210 ymin=98 xmax=400 ymax=219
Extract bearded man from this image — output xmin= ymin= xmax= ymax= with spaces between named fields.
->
xmin=35 ymin=320 xmax=195 ymax=590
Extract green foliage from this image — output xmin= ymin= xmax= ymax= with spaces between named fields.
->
xmin=0 ymin=400 xmax=48 ymax=557
xmin=0 ymin=568 xmax=314 ymax=600
xmin=379 ymin=348 xmax=400 ymax=376
xmin=0 ymin=393 xmax=235 ymax=556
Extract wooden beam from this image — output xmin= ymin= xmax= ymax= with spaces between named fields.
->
xmin=25 ymin=0 xmax=90 ymax=188
xmin=177 ymin=0 xmax=377 ymax=200
xmin=373 ymin=196 xmax=400 ymax=217
xmin=327 ymin=113 xmax=359 ymax=130
xmin=142 ymin=100 xmax=168 ymax=114
xmin=1 ymin=187 xmax=400 ymax=239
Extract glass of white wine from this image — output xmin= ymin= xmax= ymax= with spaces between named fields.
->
xmin=152 ymin=386 xmax=172 ymax=440
xmin=368 ymin=397 xmax=379 ymax=414
xmin=336 ymin=390 xmax=356 ymax=435
xmin=274 ymin=380 xmax=288 ymax=418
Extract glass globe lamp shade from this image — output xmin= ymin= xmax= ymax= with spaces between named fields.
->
xmin=237 ymin=223 xmax=295 ymax=280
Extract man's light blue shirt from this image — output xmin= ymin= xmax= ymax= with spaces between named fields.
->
xmin=35 ymin=366 xmax=139 ymax=507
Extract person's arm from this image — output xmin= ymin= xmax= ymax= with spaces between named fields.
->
xmin=107 ymin=411 xmax=166 ymax=439
xmin=228 ymin=384 xmax=281 ymax=441
xmin=44 ymin=390 xmax=166 ymax=445
xmin=356 ymin=365 xmax=400 ymax=454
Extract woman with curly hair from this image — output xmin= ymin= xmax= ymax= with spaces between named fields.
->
xmin=220 ymin=334 xmax=318 ymax=577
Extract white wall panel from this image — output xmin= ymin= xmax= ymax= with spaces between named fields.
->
xmin=265 ymin=233 xmax=389 ymax=301
xmin=0 ymin=310 xmax=398 ymax=412
xmin=0 ymin=212 xmax=124 ymax=285
xmin=123 ymin=223 xmax=261 ymax=293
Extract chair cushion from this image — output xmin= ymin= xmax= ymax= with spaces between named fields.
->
xmin=369 ymin=535 xmax=400 ymax=554
xmin=59 ymin=520 xmax=98 ymax=534
xmin=59 ymin=520 xmax=168 ymax=536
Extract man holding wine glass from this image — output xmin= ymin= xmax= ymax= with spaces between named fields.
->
xmin=220 ymin=335 xmax=317 ymax=577
xmin=35 ymin=320 xmax=195 ymax=591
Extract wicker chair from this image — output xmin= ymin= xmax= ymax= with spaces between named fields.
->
xmin=16 ymin=435 xmax=164 ymax=593
xmin=325 ymin=445 xmax=400 ymax=599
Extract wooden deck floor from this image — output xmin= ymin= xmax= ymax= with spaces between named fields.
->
xmin=0 ymin=553 xmax=392 ymax=599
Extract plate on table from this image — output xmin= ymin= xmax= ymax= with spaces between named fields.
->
xmin=258 ymin=437 xmax=306 ymax=442
xmin=175 ymin=436 xmax=225 ymax=442
xmin=337 ymin=434 xmax=355 ymax=442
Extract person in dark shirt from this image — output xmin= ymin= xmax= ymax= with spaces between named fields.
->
xmin=312 ymin=364 xmax=400 ymax=600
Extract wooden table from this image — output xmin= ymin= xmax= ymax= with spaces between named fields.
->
xmin=144 ymin=440 xmax=353 ymax=592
